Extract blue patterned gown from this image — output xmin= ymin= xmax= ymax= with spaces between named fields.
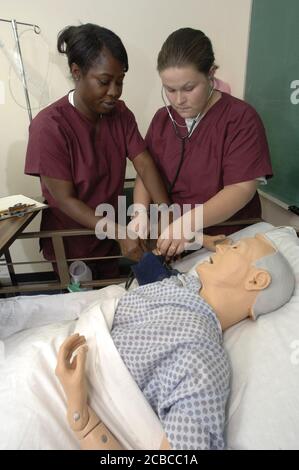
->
xmin=111 ymin=274 xmax=230 ymax=450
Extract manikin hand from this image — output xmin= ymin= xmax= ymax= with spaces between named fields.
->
xmin=55 ymin=334 xmax=89 ymax=431
xmin=56 ymin=335 xmax=124 ymax=450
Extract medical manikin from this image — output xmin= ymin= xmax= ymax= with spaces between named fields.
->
xmin=55 ymin=233 xmax=295 ymax=450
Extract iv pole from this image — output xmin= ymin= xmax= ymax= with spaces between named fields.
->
xmin=0 ymin=18 xmax=41 ymax=122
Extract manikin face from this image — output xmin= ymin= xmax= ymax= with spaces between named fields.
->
xmin=196 ymin=234 xmax=275 ymax=290
xmin=72 ymin=48 xmax=125 ymax=120
xmin=160 ymin=65 xmax=213 ymax=119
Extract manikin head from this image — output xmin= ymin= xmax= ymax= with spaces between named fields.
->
xmin=196 ymin=234 xmax=295 ymax=330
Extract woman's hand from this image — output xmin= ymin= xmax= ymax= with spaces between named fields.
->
xmin=95 ymin=218 xmax=146 ymax=262
xmin=127 ymin=211 xmax=150 ymax=240
xmin=118 ymin=232 xmax=146 ymax=262
xmin=202 ymin=234 xmax=228 ymax=251
xmin=157 ymin=218 xmax=190 ymax=259
xmin=117 ymin=224 xmax=149 ymax=262
xmin=55 ymin=334 xmax=89 ymax=430
xmin=156 ymin=206 xmax=203 ymax=259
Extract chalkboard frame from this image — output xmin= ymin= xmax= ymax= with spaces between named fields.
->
xmin=245 ymin=0 xmax=299 ymax=207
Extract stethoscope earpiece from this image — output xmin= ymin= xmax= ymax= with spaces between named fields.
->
xmin=161 ymin=84 xmax=214 ymax=140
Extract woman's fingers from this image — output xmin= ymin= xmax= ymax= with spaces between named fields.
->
xmin=218 ymin=237 xmax=232 ymax=246
xmin=211 ymin=234 xmax=226 ymax=245
xmin=167 ymin=238 xmax=185 ymax=258
xmin=157 ymin=237 xmax=171 ymax=256
xmin=166 ymin=243 xmax=178 ymax=258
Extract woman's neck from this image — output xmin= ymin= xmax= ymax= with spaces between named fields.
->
xmin=73 ymin=90 xmax=100 ymax=123
xmin=198 ymin=89 xmax=221 ymax=118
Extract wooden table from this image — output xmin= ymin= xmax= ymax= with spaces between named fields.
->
xmin=0 ymin=211 xmax=39 ymax=255
xmin=0 ymin=211 xmax=39 ymax=287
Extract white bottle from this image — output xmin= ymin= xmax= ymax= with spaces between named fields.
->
xmin=69 ymin=261 xmax=92 ymax=290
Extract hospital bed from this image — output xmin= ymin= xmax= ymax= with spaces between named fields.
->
xmin=0 ymin=222 xmax=298 ymax=450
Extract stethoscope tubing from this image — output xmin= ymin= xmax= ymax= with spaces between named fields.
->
xmin=160 ymin=85 xmax=214 ymax=192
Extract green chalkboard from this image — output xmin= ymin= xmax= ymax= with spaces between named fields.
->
xmin=245 ymin=0 xmax=299 ymax=206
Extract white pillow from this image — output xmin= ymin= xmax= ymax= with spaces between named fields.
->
xmin=224 ymin=226 xmax=299 ymax=449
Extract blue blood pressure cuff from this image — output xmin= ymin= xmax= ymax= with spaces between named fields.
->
xmin=127 ymin=252 xmax=180 ymax=288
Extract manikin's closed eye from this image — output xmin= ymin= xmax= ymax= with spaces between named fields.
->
xmin=231 ymin=241 xmax=241 ymax=250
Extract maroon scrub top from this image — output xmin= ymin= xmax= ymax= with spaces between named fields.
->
xmin=25 ymin=94 xmax=146 ymax=264
xmin=146 ymin=92 xmax=273 ymax=236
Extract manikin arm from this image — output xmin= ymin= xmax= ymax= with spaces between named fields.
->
xmin=55 ymin=334 xmax=124 ymax=450
xmin=55 ymin=334 xmax=171 ymax=450
xmin=71 ymin=406 xmax=124 ymax=451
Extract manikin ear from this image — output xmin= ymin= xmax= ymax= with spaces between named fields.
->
xmin=245 ymin=269 xmax=272 ymax=291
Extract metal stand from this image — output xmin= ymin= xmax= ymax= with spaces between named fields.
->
xmin=0 ymin=18 xmax=41 ymax=122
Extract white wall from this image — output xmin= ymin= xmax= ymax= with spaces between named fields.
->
xmin=0 ymin=0 xmax=253 ymax=273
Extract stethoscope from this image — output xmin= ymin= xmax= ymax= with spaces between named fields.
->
xmin=161 ymin=85 xmax=214 ymax=193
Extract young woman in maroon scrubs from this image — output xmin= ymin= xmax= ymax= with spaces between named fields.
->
xmin=25 ymin=24 xmax=169 ymax=278
xmin=133 ymin=28 xmax=273 ymax=258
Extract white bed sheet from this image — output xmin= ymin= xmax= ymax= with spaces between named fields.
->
xmin=0 ymin=222 xmax=298 ymax=449
xmin=0 ymin=285 xmax=164 ymax=450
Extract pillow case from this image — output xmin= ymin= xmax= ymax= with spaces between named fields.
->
xmin=225 ymin=226 xmax=299 ymax=449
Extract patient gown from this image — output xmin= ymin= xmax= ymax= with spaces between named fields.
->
xmin=111 ymin=274 xmax=230 ymax=450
